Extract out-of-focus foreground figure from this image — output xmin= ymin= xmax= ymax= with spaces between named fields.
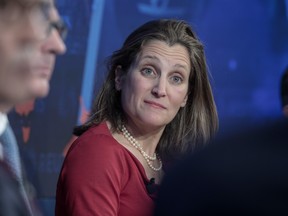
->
xmin=0 ymin=0 xmax=66 ymax=215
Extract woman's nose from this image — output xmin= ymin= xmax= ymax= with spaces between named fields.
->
xmin=152 ymin=77 xmax=166 ymax=97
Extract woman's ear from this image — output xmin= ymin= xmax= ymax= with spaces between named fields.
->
xmin=180 ymin=95 xmax=188 ymax=107
xmin=115 ymin=66 xmax=123 ymax=91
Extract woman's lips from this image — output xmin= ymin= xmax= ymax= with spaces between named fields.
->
xmin=144 ymin=100 xmax=167 ymax=109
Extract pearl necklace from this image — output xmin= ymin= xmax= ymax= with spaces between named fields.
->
xmin=121 ymin=125 xmax=162 ymax=172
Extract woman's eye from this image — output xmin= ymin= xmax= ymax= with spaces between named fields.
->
xmin=141 ymin=68 xmax=156 ymax=77
xmin=170 ymin=76 xmax=183 ymax=84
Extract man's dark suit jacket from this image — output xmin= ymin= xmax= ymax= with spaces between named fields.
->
xmin=0 ymin=161 xmax=30 ymax=216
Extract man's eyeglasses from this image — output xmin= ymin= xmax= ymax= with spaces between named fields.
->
xmin=48 ymin=19 xmax=68 ymax=40
xmin=34 ymin=1 xmax=68 ymax=41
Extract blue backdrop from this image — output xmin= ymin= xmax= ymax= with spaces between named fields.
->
xmin=8 ymin=0 xmax=288 ymax=215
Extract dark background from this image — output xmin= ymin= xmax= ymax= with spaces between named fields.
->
xmin=8 ymin=0 xmax=288 ymax=215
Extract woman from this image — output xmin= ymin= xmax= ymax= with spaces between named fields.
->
xmin=56 ymin=19 xmax=218 ymax=216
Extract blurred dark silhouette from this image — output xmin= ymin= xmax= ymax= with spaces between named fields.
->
xmin=280 ymin=66 xmax=288 ymax=117
xmin=155 ymin=118 xmax=288 ymax=215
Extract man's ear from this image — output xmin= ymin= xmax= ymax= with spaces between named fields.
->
xmin=115 ymin=66 xmax=123 ymax=91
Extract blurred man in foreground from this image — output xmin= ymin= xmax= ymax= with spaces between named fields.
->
xmin=0 ymin=0 xmax=67 ymax=215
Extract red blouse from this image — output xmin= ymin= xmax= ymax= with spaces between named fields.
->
xmin=55 ymin=122 xmax=157 ymax=216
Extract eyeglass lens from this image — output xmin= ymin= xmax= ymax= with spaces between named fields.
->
xmin=50 ymin=20 xmax=68 ymax=40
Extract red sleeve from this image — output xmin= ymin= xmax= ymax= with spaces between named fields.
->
xmin=56 ymin=133 xmax=128 ymax=216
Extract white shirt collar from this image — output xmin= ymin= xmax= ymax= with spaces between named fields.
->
xmin=0 ymin=112 xmax=8 ymax=136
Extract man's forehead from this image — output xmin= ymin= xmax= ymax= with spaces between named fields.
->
xmin=0 ymin=0 xmax=53 ymax=8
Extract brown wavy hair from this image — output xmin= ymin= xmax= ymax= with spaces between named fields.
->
xmin=74 ymin=19 xmax=218 ymax=159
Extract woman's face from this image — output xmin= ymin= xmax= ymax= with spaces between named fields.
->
xmin=116 ymin=40 xmax=191 ymax=131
